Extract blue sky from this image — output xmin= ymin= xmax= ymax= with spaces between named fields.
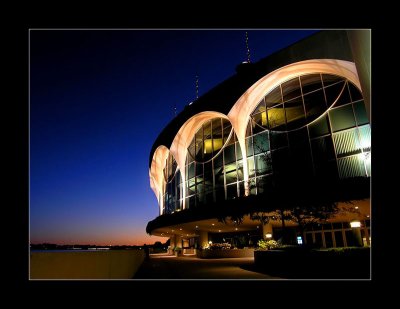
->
xmin=30 ymin=29 xmax=317 ymax=245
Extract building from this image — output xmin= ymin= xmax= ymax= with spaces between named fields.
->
xmin=147 ymin=30 xmax=371 ymax=253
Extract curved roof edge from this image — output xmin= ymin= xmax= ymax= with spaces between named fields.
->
xmin=149 ymin=30 xmax=354 ymax=167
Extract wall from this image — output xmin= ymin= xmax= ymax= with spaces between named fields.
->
xmin=197 ymin=248 xmax=254 ymax=259
xmin=30 ymin=250 xmax=145 ymax=279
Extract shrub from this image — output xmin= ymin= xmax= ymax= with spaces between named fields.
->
xmin=257 ymin=239 xmax=278 ymax=250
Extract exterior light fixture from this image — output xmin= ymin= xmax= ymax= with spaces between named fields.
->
xmin=212 ymin=223 xmax=215 ymax=226
xmin=265 ymin=233 xmax=272 ymax=238
xmin=209 ymin=241 xmax=212 ymax=244
xmin=179 ymin=228 xmax=182 ymax=230
xmin=218 ymin=230 xmax=221 ymax=232
xmin=195 ymin=226 xmax=199 ymax=228
xmin=256 ymin=226 xmax=259 ymax=229
xmin=355 ymin=206 xmax=359 ymax=210
xmin=367 ymin=215 xmax=370 ymax=218
xmin=235 ymin=228 xmax=238 ymax=231
xmin=350 ymin=221 xmax=361 ymax=228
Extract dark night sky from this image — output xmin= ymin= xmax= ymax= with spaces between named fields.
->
xmin=30 ymin=29 xmax=318 ymax=245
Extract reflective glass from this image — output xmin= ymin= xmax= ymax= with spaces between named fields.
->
xmin=282 ymin=77 xmax=301 ymax=101
xmin=308 ymin=115 xmax=330 ymax=138
xmin=329 ymin=104 xmax=356 ymax=132
xmin=303 ymin=89 xmax=326 ymax=122
xmin=265 ymin=86 xmax=282 ymax=108
xmin=285 ymin=96 xmax=306 ymax=129
xmin=301 ymin=74 xmax=323 ymax=94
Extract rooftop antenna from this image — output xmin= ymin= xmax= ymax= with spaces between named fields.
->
xmin=195 ymin=74 xmax=199 ymax=99
xmin=245 ymin=31 xmax=251 ymax=63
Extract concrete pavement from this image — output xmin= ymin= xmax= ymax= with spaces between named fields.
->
xmin=133 ymin=253 xmax=281 ymax=279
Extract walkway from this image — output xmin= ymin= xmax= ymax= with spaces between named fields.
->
xmin=133 ymin=253 xmax=281 ymax=279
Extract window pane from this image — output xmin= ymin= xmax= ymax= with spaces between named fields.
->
xmin=311 ymin=136 xmax=335 ymax=164
xmin=322 ymin=74 xmax=344 ymax=87
xmin=252 ymin=98 xmax=266 ymax=114
xmin=282 ymin=77 xmax=301 ymax=101
xmin=248 ymin=157 xmax=255 ymax=177
xmin=337 ymin=155 xmax=366 ymax=179
xmin=303 ymin=89 xmax=326 ymax=122
xmin=348 ymin=82 xmax=363 ymax=102
xmin=188 ymin=162 xmax=195 ymax=179
xmin=301 ymin=74 xmax=323 ymax=94
xmin=333 ymin=128 xmax=361 ymax=157
xmin=334 ymin=231 xmax=344 ymax=247
xmin=267 ymin=104 xmax=286 ymax=130
xmin=237 ymin=160 xmax=244 ymax=181
xmin=195 ymin=128 xmax=203 ymax=161
xmin=285 ymin=97 xmax=306 ymax=129
xmin=246 ymin=137 xmax=254 ymax=157
xmin=225 ymin=163 xmax=237 ymax=184
xmin=333 ymin=82 xmax=351 ymax=107
xmin=214 ymin=166 xmax=224 ymax=188
xmin=265 ymin=86 xmax=282 ymax=108
xmin=253 ymin=131 xmax=269 ymax=155
xmin=329 ymin=104 xmax=356 ymax=132
xmin=270 ymin=131 xmax=288 ymax=150
xmin=235 ymin=142 xmax=243 ymax=160
xmin=212 ymin=118 xmax=223 ymax=153
xmin=224 ymin=144 xmax=236 ymax=164
xmin=308 ymin=115 xmax=330 ymax=138
xmin=255 ymin=153 xmax=271 ymax=176
xmin=353 ymin=101 xmax=369 ymax=125
xmin=226 ymin=183 xmax=238 ymax=200
xmin=195 ymin=162 xmax=203 ymax=176
xmin=324 ymin=232 xmax=333 ymax=248
xmin=324 ymin=80 xmax=345 ymax=106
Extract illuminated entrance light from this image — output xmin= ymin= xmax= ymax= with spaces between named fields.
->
xmin=350 ymin=221 xmax=361 ymax=228
xmin=265 ymin=233 xmax=272 ymax=238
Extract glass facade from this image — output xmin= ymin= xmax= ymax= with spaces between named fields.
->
xmin=161 ymin=73 xmax=370 ymax=215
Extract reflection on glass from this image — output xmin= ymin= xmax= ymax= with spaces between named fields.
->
xmin=301 ymin=74 xmax=323 ymax=94
xmin=353 ymin=101 xmax=369 ymax=125
xmin=303 ymin=89 xmax=326 ymax=122
xmin=285 ymin=97 xmax=306 ymax=129
xmin=282 ymin=77 xmax=301 ymax=101
xmin=267 ymin=104 xmax=286 ymax=130
xmin=309 ymin=115 xmax=330 ymax=138
xmin=329 ymin=104 xmax=356 ymax=132
xmin=265 ymin=86 xmax=282 ymax=108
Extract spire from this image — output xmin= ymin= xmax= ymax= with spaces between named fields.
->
xmin=245 ymin=31 xmax=251 ymax=63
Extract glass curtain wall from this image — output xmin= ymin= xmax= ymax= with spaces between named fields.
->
xmin=161 ymin=73 xmax=370 ymax=214
xmin=247 ymin=73 xmax=370 ymax=194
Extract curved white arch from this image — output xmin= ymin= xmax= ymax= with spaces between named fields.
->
xmin=228 ymin=59 xmax=360 ymax=146
xmin=149 ymin=145 xmax=170 ymax=215
xmin=150 ymin=59 xmax=361 ymax=209
xmin=170 ymin=111 xmax=230 ymax=209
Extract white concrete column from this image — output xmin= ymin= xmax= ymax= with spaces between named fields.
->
xmin=347 ymin=30 xmax=371 ymax=122
xmin=198 ymin=230 xmax=209 ymax=249
xmin=262 ymin=223 xmax=273 ymax=240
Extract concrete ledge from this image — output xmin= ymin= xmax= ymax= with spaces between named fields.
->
xmin=197 ymin=248 xmax=254 ymax=259
xmin=30 ymin=250 xmax=145 ymax=279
